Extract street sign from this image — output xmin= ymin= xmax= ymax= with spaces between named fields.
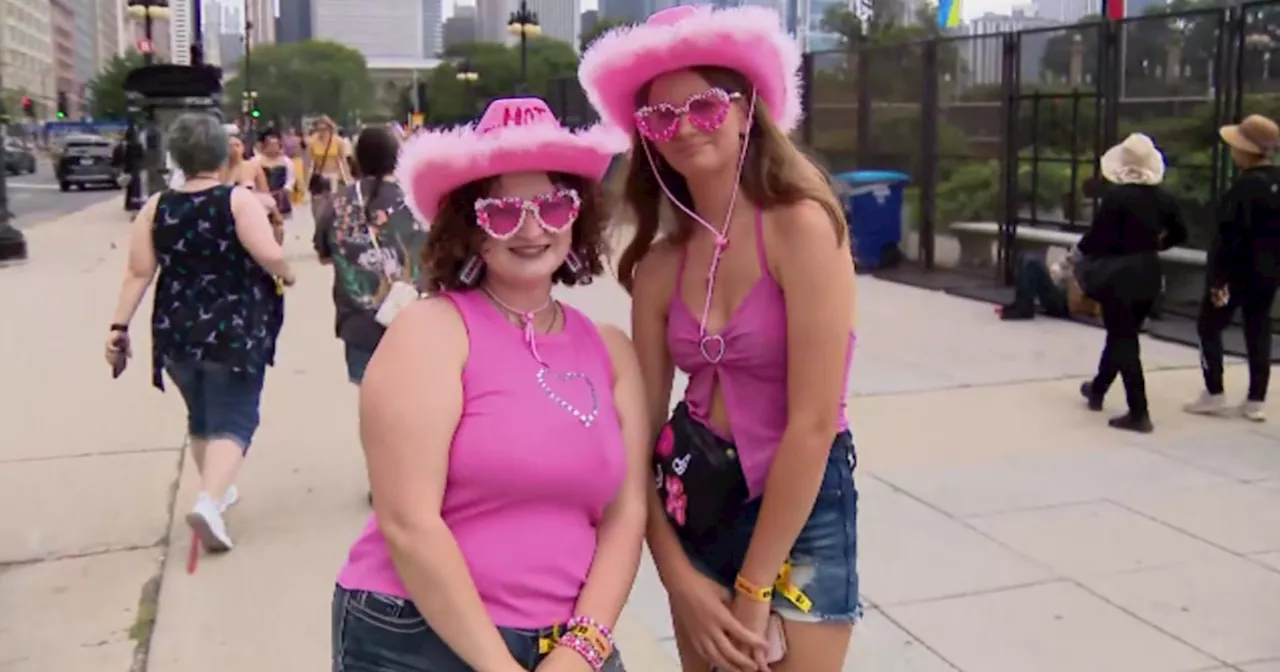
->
xmin=137 ymin=38 xmax=153 ymax=54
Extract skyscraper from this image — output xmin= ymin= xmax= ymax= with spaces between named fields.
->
xmin=476 ymin=0 xmax=512 ymax=43
xmin=276 ymin=0 xmax=314 ymax=43
xmin=71 ymin=0 xmax=96 ymax=102
xmin=94 ymin=0 xmax=121 ymax=66
xmin=245 ymin=0 xmax=277 ymax=46
xmin=600 ymin=0 xmax=650 ymax=23
xmin=443 ymin=5 xmax=478 ymax=52
xmin=423 ymin=0 xmax=444 ymax=56
xmin=313 ymin=0 xmax=421 ymax=58
xmin=169 ymin=0 xmax=193 ymax=64
xmin=525 ymin=0 xmax=580 ymax=49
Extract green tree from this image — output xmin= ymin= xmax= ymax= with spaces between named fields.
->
xmin=223 ymin=40 xmax=375 ymax=126
xmin=580 ymin=17 xmax=631 ymax=52
xmin=86 ymin=51 xmax=146 ymax=119
xmin=427 ymin=38 xmax=579 ymax=124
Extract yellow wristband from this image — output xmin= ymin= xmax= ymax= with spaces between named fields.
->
xmin=734 ymin=574 xmax=774 ymax=602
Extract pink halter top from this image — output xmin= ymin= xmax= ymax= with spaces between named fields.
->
xmin=667 ymin=208 xmax=854 ymax=499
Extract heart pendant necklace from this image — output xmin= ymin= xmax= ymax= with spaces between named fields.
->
xmin=483 ymin=287 xmax=600 ymax=428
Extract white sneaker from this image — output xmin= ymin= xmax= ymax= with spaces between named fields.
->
xmin=1184 ymin=392 xmax=1231 ymax=416
xmin=1241 ymin=401 xmax=1267 ymax=422
xmin=220 ymin=485 xmax=240 ymax=513
xmin=186 ymin=493 xmax=234 ymax=552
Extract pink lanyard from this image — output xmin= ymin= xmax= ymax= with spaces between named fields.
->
xmin=639 ymin=94 xmax=758 ymax=363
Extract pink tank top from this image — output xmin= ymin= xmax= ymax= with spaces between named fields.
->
xmin=337 ymin=290 xmax=627 ymax=628
xmin=667 ymin=209 xmax=854 ymax=498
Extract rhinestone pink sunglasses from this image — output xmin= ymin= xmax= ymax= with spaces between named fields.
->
xmin=635 ymin=88 xmax=744 ymax=142
xmin=473 ymin=188 xmax=581 ymax=240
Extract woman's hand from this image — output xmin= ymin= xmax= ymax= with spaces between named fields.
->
xmin=104 ymin=331 xmax=130 ymax=367
xmin=1211 ymin=285 xmax=1230 ymax=308
xmin=668 ymin=565 xmax=767 ymax=672
xmin=534 ymin=646 xmax=595 ymax=672
xmin=729 ymin=596 xmax=773 ymax=671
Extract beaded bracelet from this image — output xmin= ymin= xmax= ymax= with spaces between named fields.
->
xmin=561 ymin=616 xmax=614 ymax=668
xmin=567 ymin=615 xmax=614 ymax=642
xmin=556 ymin=632 xmax=605 ymax=670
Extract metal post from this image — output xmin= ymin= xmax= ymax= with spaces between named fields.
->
xmin=244 ymin=19 xmax=254 ymax=139
xmin=0 ymin=71 xmax=30 ymax=262
xmin=191 ymin=0 xmax=204 ymax=66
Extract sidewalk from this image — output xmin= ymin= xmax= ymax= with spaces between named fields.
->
xmin=1 ymin=201 xmax=1278 ymax=672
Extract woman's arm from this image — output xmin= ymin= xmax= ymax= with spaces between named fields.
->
xmin=109 ymin=195 xmax=163 ymax=326
xmin=230 ymin=187 xmax=293 ymax=281
xmin=253 ymin=161 xmax=270 ymax=193
xmin=737 ymin=200 xmax=855 ymax=589
xmin=362 ymin=299 xmax=525 ymax=672
xmin=570 ymin=325 xmax=650 ymax=629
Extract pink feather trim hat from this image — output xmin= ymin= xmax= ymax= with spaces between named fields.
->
xmin=395 ymin=96 xmax=629 ymax=223
xmin=577 ymin=4 xmax=804 ymax=135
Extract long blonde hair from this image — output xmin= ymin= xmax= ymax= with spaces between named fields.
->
xmin=617 ymin=66 xmax=846 ymax=291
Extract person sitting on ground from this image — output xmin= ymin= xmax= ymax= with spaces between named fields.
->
xmin=999 ymin=248 xmax=1094 ymax=320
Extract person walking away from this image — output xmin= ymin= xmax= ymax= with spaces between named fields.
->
xmin=103 ymin=113 xmax=294 ymax=553
xmin=305 ymin=116 xmax=352 ymax=220
xmin=332 ymin=97 xmax=646 ymax=671
xmin=1185 ymin=114 xmax=1280 ymax=422
xmin=580 ymin=7 xmax=860 ymax=670
xmin=257 ymin=129 xmax=296 ymax=223
xmin=1077 ymin=133 xmax=1187 ymax=433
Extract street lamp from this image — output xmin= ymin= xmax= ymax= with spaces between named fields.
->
xmin=507 ymin=1 xmax=541 ymax=93
xmin=456 ymin=60 xmax=479 ymax=116
xmin=124 ymin=0 xmax=171 ymax=212
xmin=243 ymin=19 xmax=258 ymax=139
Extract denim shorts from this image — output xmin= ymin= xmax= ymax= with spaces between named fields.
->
xmin=344 ymin=343 xmax=374 ymax=385
xmin=331 ymin=586 xmax=626 ymax=672
xmin=165 ymin=359 xmax=266 ymax=453
xmin=678 ymin=432 xmax=862 ymax=624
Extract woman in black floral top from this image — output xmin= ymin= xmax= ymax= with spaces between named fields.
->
xmin=105 ymin=113 xmax=296 ymax=554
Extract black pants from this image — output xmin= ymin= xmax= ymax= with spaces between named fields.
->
xmin=1092 ymin=298 xmax=1154 ymax=416
xmin=1197 ymin=279 xmax=1278 ymax=401
xmin=1009 ymin=256 xmax=1068 ymax=318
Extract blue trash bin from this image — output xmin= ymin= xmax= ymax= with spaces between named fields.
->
xmin=832 ymin=170 xmax=910 ymax=270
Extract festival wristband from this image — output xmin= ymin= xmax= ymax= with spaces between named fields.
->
xmin=557 ymin=632 xmax=605 ymax=670
xmin=566 ymin=616 xmax=614 ymax=660
xmin=734 ymin=574 xmax=774 ymax=602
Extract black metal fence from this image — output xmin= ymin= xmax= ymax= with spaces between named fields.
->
xmin=546 ymin=0 xmax=1280 ymax=290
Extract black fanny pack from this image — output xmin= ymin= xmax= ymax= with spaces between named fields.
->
xmin=654 ymin=402 xmax=749 ymax=543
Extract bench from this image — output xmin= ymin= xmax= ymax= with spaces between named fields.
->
xmin=949 ymin=221 xmax=1207 ymax=304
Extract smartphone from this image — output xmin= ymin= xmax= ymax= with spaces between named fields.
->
xmin=110 ymin=336 xmax=128 ymax=379
xmin=765 ymin=612 xmax=787 ymax=663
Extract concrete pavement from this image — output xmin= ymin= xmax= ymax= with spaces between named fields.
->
xmin=1 ymin=200 xmax=1278 ymax=672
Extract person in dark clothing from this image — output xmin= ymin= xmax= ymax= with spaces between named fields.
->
xmin=1185 ymin=114 xmax=1280 ymax=422
xmin=1077 ymin=133 xmax=1188 ymax=433
xmin=1000 ymin=252 xmax=1076 ymax=319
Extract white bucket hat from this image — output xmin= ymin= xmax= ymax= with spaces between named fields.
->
xmin=1100 ymin=133 xmax=1165 ymax=186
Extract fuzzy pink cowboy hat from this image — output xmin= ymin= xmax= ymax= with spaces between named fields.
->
xmin=395 ymin=96 xmax=628 ymax=223
xmin=577 ymin=4 xmax=804 ymax=135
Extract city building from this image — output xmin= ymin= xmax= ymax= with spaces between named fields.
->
xmin=219 ymin=0 xmax=243 ymax=71
xmin=245 ymin=0 xmax=276 ymax=46
xmin=71 ymin=0 xmax=97 ymax=108
xmin=168 ymin=0 xmax=193 ymax=64
xmin=475 ymin=0 xmax=512 ymax=43
xmin=276 ymin=0 xmax=313 ymax=43
xmin=580 ymin=9 xmax=597 ymax=42
xmin=956 ymin=11 xmax=1058 ymax=87
xmin=95 ymin=0 xmax=121 ymax=67
xmin=0 ymin=0 xmax=56 ymax=115
xmin=442 ymin=5 xmax=478 ymax=52
xmin=1032 ymin=0 xmax=1099 ymax=24
xmin=204 ymin=0 xmax=224 ymax=66
xmin=313 ymin=0 xmax=421 ymax=59
xmin=599 ymin=0 xmax=649 ymax=23
xmin=525 ymin=0 xmax=581 ymax=49
xmin=50 ymin=0 xmax=80 ymax=112
xmin=423 ymin=0 xmax=444 ymax=56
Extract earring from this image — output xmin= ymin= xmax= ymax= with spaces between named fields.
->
xmin=562 ymin=249 xmax=592 ymax=285
xmin=457 ymin=255 xmax=484 ymax=286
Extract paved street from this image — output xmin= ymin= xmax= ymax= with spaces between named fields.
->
xmin=6 ymin=160 xmax=121 ymax=230
xmin=1 ymin=200 xmax=1278 ymax=672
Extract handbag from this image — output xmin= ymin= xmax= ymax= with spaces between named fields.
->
xmin=308 ymin=138 xmax=334 ymax=195
xmin=1074 ymin=254 xmax=1141 ymax=301
xmin=654 ymin=402 xmax=749 ymax=543
xmin=354 ymin=182 xmax=419 ymax=326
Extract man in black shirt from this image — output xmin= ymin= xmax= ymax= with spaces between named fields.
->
xmin=1186 ymin=115 xmax=1280 ymax=422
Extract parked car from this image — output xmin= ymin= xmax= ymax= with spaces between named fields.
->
xmin=54 ymin=134 xmax=120 ymax=191
xmin=4 ymin=140 xmax=37 ymax=175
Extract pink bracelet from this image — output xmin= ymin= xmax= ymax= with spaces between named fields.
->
xmin=556 ymin=632 xmax=605 ymax=670
xmin=567 ymin=615 xmax=614 ymax=640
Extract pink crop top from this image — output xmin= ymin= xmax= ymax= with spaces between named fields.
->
xmin=337 ymin=289 xmax=627 ymax=628
xmin=667 ymin=209 xmax=854 ymax=498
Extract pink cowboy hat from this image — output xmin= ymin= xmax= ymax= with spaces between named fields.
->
xmin=577 ymin=4 xmax=804 ymax=135
xmin=396 ymin=96 xmax=628 ymax=224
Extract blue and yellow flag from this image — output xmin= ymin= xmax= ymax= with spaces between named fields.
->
xmin=937 ymin=0 xmax=961 ymax=28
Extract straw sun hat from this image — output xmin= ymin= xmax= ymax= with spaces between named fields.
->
xmin=1100 ymin=132 xmax=1165 ymax=186
xmin=1220 ymin=114 xmax=1280 ymax=156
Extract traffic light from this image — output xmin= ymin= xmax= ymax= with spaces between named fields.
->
xmin=56 ymin=91 xmax=68 ymax=119
xmin=20 ymin=96 xmax=33 ymax=118
xmin=250 ymin=107 xmax=261 ymax=119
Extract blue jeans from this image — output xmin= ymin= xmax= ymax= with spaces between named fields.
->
xmin=678 ymin=433 xmax=862 ymax=623
xmin=331 ymin=586 xmax=626 ymax=671
xmin=345 ymin=343 xmax=374 ymax=384
xmin=165 ymin=359 xmax=266 ymax=453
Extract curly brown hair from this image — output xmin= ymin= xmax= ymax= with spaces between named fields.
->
xmin=422 ymin=172 xmax=611 ymax=292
